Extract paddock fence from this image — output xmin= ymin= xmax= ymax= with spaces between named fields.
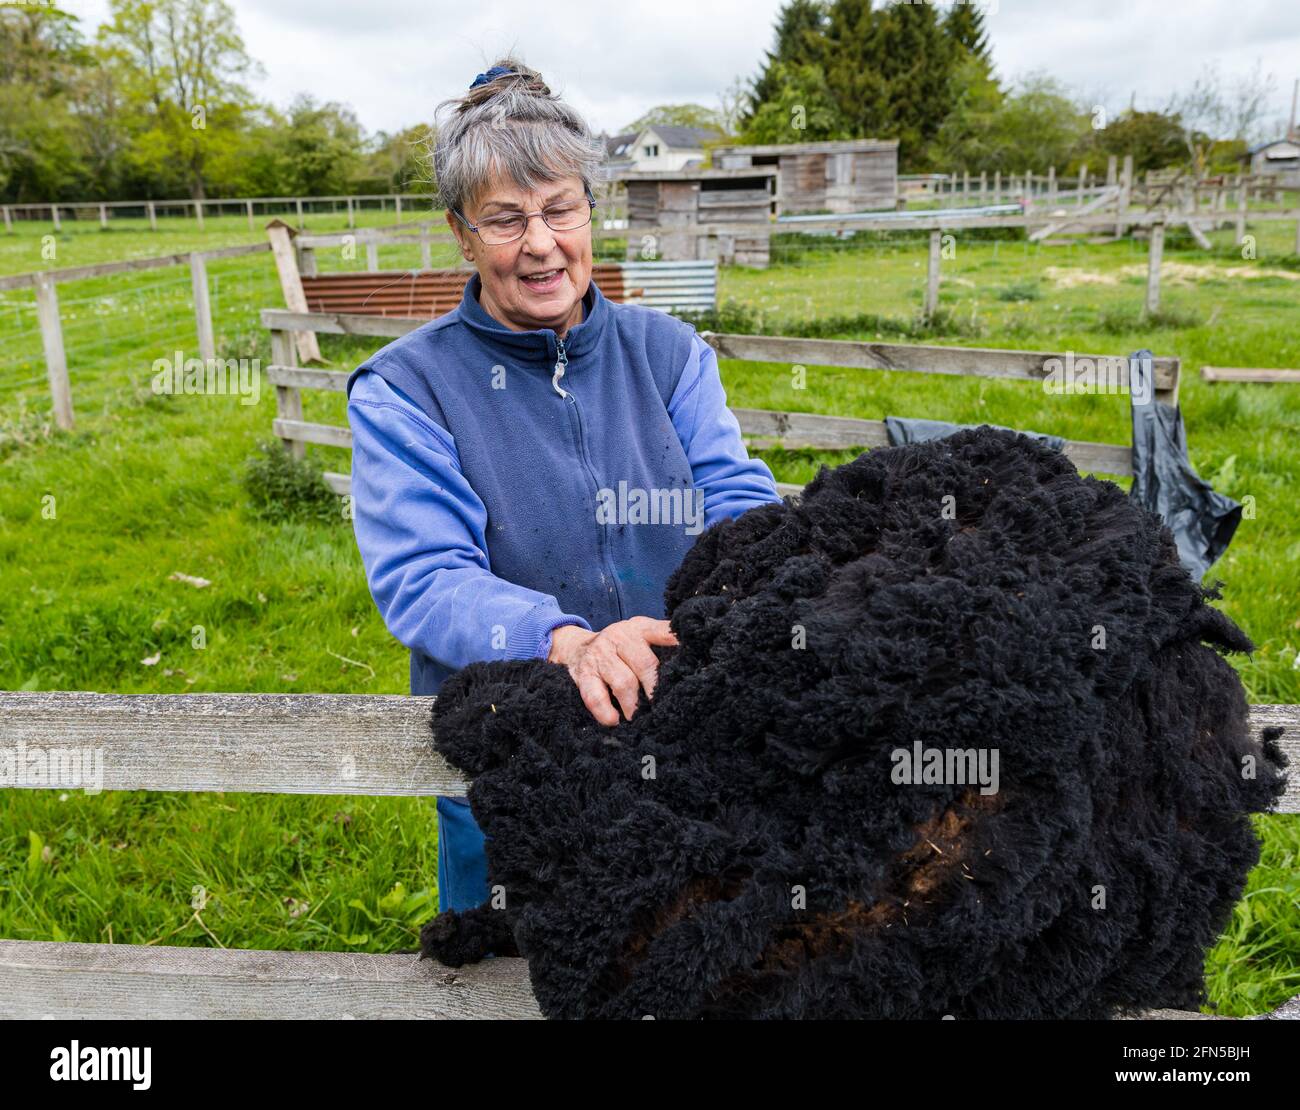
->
xmin=0 ymin=243 xmax=274 ymax=429
xmin=260 ymin=306 xmax=1180 ymax=498
xmin=0 ymin=690 xmax=1294 ymax=1019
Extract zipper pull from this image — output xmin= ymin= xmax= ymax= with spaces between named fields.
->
xmin=552 ymin=337 xmax=569 ymax=398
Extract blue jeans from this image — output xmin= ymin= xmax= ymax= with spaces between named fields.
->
xmin=436 ymin=796 xmax=490 ymax=912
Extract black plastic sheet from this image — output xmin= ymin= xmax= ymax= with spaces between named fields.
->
xmin=885 ymin=416 xmax=1065 ymax=453
xmin=1127 ymin=349 xmax=1241 ymax=581
xmin=883 ymin=351 xmax=1240 ymax=582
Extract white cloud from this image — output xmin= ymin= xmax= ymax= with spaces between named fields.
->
xmin=56 ymin=0 xmax=1300 ymax=140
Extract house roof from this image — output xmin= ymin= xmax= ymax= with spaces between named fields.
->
xmin=604 ymin=132 xmax=639 ymax=159
xmin=640 ymin=124 xmax=724 ymax=150
xmin=1247 ymin=137 xmax=1300 ymax=156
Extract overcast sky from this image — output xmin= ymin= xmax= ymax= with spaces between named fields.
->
xmin=59 ymin=0 xmax=1300 ymax=140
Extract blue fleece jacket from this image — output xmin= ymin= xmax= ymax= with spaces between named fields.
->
xmin=345 ymin=272 xmax=782 ymax=698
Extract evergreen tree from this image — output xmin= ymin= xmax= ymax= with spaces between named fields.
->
xmin=745 ymin=0 xmax=832 ymax=125
xmin=823 ymin=0 xmax=958 ymax=169
xmin=943 ymin=0 xmax=991 ymax=62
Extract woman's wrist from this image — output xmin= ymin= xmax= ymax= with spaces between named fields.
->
xmin=547 ymin=623 xmax=593 ymax=666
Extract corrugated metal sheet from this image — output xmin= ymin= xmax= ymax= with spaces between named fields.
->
xmin=300 ymin=265 xmax=627 ymax=318
xmin=298 ymin=261 xmax=717 ymax=317
xmin=620 ymin=260 xmax=718 ymax=312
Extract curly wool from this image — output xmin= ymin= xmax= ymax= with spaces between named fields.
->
xmin=419 ymin=426 xmax=1286 ymax=1019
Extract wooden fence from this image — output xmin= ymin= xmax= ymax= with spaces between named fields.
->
xmin=0 ymin=690 xmax=1294 ymax=1019
xmin=930 ymin=160 xmax=1294 ymax=209
xmin=1 ymin=193 xmax=431 ymax=233
xmin=0 ymin=242 xmax=272 ymax=430
xmin=262 ymin=307 xmax=1180 ymax=496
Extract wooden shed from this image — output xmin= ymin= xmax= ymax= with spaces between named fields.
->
xmin=620 ymin=167 xmax=776 ymax=268
xmin=712 ymin=139 xmax=899 ymax=214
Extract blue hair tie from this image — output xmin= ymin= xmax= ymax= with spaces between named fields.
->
xmin=470 ymin=65 xmax=516 ymax=89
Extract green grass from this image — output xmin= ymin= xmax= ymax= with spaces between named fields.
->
xmin=0 ymin=212 xmax=1297 ymax=1014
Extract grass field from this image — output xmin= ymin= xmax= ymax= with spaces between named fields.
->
xmin=0 ymin=207 xmax=1297 ymax=1014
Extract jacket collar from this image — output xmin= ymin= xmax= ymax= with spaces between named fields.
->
xmin=457 ymin=271 xmax=609 ymax=364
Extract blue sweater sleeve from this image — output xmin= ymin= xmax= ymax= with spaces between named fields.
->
xmin=669 ymin=332 xmax=783 ymax=528
xmin=347 ymin=369 xmax=592 ymax=670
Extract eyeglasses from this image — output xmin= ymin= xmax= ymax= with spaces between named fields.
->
xmin=453 ymin=188 xmax=597 ymax=246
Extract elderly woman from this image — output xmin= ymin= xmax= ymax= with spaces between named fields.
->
xmin=345 ymin=59 xmax=781 ymax=915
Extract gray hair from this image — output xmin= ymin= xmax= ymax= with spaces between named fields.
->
xmin=431 ymin=57 xmax=606 ymax=216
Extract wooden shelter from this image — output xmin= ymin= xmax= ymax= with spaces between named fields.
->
xmin=620 ymin=167 xmax=776 ymax=268
xmin=712 ymin=139 xmax=899 ymax=214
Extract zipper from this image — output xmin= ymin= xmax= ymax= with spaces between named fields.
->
xmin=552 ymin=333 xmax=626 ymax=621
xmin=552 ymin=336 xmax=569 ymax=397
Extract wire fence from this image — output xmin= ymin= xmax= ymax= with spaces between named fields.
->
xmin=0 ymin=254 xmax=282 ymax=422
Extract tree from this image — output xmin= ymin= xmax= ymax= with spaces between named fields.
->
xmin=930 ymin=72 xmax=1088 ymax=175
xmin=715 ymin=76 xmax=751 ymax=138
xmin=822 ymin=0 xmax=959 ymax=169
xmin=943 ymin=0 xmax=991 ymax=61
xmin=738 ymin=61 xmax=849 ymax=144
xmin=927 ymin=51 xmax=1005 ymax=172
xmin=366 ymin=124 xmax=435 ymax=194
xmin=745 ymin=0 xmax=831 ymax=125
xmin=619 ymin=105 xmax=727 ymax=136
xmin=97 ymin=0 xmax=262 ymax=198
xmin=0 ymin=4 xmax=92 ymax=200
xmin=1083 ymin=109 xmax=1189 ymax=175
xmin=264 ymin=96 xmax=364 ymax=196
xmin=1167 ymin=63 xmax=1278 ymax=176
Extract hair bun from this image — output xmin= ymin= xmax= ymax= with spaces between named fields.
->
xmin=461 ymin=58 xmax=551 ymax=110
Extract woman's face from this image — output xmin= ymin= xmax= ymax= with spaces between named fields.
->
xmin=448 ymin=171 xmax=593 ymax=336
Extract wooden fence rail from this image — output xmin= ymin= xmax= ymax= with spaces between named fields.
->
xmin=260 ymin=308 xmax=1180 ymax=497
xmin=1 ymin=193 xmax=433 ymax=233
xmin=2 ymin=242 xmax=273 ymax=430
xmin=0 ymin=691 xmax=1294 ymax=1020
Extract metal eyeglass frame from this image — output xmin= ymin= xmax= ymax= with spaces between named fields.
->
xmin=451 ymin=186 xmax=597 ymax=245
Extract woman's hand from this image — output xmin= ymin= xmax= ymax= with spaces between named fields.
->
xmin=547 ymin=617 xmax=678 ymax=727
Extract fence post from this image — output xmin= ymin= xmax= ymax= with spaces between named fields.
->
xmin=1294 ymin=211 xmax=1300 ymax=257
xmin=347 ymin=197 xmax=355 ymax=229
xmin=298 ymin=241 xmax=319 ymax=277
xmin=246 ymin=200 xmax=255 ymax=231
xmin=147 ymin=202 xmax=157 ymax=231
xmin=2 ymin=206 xmax=10 ymax=233
xmin=1145 ymin=219 xmax=1165 ymax=315
xmin=34 ymin=273 xmax=74 ymax=431
xmin=978 ymin=171 xmax=986 ymax=202
xmin=1114 ymin=155 xmax=1132 ymax=238
xmin=51 ymin=205 xmax=61 ymax=232
xmin=395 ymin=195 xmax=402 ymax=222
xmin=366 ymin=240 xmax=379 ymax=272
xmin=993 ymin=170 xmax=1001 ymax=205
xmin=924 ymin=229 xmax=941 ymax=321
xmin=99 ymin=205 xmax=108 ymax=230
xmin=1235 ymin=181 xmax=1248 ymax=245
xmin=296 ymin=198 xmax=304 ymax=228
xmin=192 ymin=201 xmax=203 ymax=231
xmin=265 ymin=219 xmax=323 ymax=365
xmin=270 ymin=328 xmax=305 ymax=461
xmin=189 ymin=253 xmax=216 ymax=364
